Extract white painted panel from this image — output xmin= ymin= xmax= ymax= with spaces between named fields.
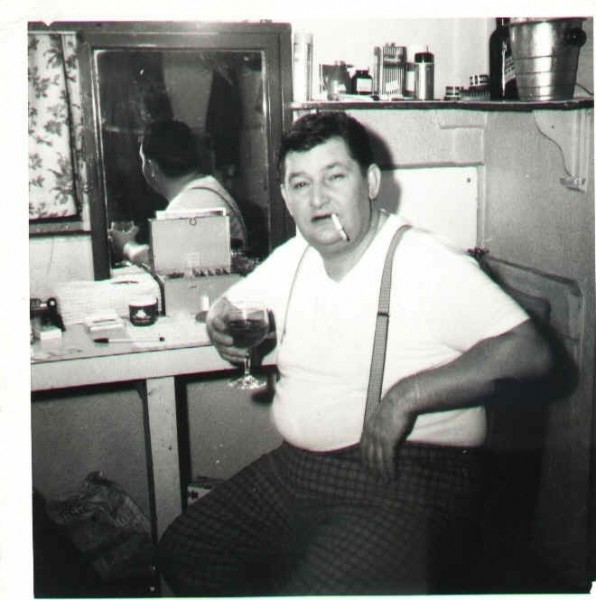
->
xmin=376 ymin=166 xmax=478 ymax=250
xmin=29 ymin=235 xmax=94 ymax=298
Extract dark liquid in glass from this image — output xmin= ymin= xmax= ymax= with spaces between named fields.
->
xmin=227 ymin=318 xmax=268 ymax=348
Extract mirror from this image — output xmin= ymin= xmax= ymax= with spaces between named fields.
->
xmin=74 ymin=22 xmax=293 ymax=279
xmin=96 ymin=48 xmax=269 ymax=262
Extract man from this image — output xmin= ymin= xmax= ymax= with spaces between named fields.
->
xmin=158 ymin=112 xmax=553 ymax=595
xmin=110 ymin=119 xmax=246 ymax=265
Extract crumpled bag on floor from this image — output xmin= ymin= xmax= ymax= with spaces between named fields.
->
xmin=45 ymin=471 xmax=155 ymax=583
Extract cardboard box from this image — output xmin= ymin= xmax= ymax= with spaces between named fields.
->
xmin=149 ymin=214 xmax=231 ymax=276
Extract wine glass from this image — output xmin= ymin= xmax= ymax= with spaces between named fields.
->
xmin=109 ymin=220 xmax=137 ymax=265
xmin=224 ymin=300 xmax=270 ymax=390
xmin=110 ymin=220 xmax=136 ymax=233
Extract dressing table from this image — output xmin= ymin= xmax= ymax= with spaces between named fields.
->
xmin=30 ymin=316 xmax=235 ymax=540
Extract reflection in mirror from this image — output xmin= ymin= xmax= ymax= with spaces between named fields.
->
xmin=95 ymin=48 xmax=269 ymax=269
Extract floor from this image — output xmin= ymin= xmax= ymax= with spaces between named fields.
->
xmin=32 ymin=490 xmax=160 ymax=598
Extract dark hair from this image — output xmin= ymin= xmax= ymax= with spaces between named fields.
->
xmin=277 ymin=112 xmax=375 ymax=178
xmin=142 ymin=120 xmax=200 ymax=178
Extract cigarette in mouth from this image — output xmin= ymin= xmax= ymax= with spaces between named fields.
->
xmin=330 ymin=213 xmax=350 ymax=242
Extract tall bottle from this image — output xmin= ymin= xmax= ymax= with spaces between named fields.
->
xmin=292 ymin=32 xmax=313 ymax=102
xmin=489 ymin=18 xmax=518 ymax=100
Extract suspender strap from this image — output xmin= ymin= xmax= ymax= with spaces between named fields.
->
xmin=363 ymin=224 xmax=412 ymax=423
xmin=189 ymin=184 xmax=248 ymax=241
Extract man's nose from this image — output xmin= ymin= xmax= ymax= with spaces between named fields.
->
xmin=310 ymin=181 xmax=329 ymax=209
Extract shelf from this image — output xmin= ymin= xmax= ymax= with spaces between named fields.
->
xmin=289 ymin=97 xmax=593 ymax=193
xmin=290 ymin=98 xmax=594 ymax=112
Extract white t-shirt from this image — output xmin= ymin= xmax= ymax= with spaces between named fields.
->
xmin=168 ymin=175 xmax=246 ymax=243
xmin=226 ymin=213 xmax=529 ymax=451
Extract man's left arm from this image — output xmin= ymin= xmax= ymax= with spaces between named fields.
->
xmin=360 ymin=319 xmax=554 ymax=477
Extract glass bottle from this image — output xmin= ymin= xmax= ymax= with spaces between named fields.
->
xmin=489 ymin=18 xmax=518 ymax=100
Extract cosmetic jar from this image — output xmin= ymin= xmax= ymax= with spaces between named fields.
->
xmin=129 ymin=295 xmax=158 ymax=326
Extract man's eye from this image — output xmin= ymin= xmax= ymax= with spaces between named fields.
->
xmin=329 ymin=172 xmax=345 ymax=181
xmin=291 ymin=181 xmax=308 ymax=190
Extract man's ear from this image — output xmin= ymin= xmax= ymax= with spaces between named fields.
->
xmin=280 ymin=184 xmax=294 ymax=217
xmin=146 ymin=158 xmax=158 ymax=179
xmin=366 ymin=164 xmax=382 ymax=200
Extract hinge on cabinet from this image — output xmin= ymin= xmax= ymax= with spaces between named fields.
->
xmin=533 ymin=109 xmax=592 ymax=193
xmin=467 ymin=246 xmax=489 ymax=262
xmin=559 ymin=175 xmax=587 ymax=191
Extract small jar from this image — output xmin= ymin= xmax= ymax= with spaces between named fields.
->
xmin=129 ymin=295 xmax=158 ymax=326
xmin=444 ymin=85 xmax=463 ymax=101
xmin=351 ymin=69 xmax=373 ymax=95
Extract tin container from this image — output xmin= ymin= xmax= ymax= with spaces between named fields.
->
xmin=374 ymin=44 xmax=407 ymax=96
xmin=414 ymin=51 xmax=434 ymax=100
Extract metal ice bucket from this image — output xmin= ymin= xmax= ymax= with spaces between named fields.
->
xmin=509 ymin=17 xmax=587 ymax=101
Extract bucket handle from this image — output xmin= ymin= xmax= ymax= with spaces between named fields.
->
xmin=565 ymin=27 xmax=587 ymax=47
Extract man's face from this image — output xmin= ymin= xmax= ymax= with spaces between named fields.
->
xmin=280 ymin=137 xmax=379 ymax=256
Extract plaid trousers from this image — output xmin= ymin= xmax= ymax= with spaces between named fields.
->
xmin=158 ymin=441 xmax=484 ymax=596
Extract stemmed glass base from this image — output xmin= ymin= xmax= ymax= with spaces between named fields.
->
xmin=229 ymin=373 xmax=267 ymax=390
xmin=228 ymin=357 xmax=267 ymax=390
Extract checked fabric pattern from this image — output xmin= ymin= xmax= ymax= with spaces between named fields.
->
xmin=159 ymin=441 xmax=483 ymax=596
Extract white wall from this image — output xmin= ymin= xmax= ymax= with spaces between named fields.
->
xmin=291 ymin=18 xmax=492 ymax=100
xmin=29 ymin=235 xmax=94 ymax=298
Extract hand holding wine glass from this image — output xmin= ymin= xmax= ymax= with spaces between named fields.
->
xmin=110 ymin=220 xmax=136 ymax=233
xmin=218 ymin=299 xmax=270 ymax=390
xmin=108 ymin=220 xmax=139 ymax=263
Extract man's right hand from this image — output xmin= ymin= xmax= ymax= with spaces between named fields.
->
xmin=206 ymin=297 xmax=248 ymax=364
xmin=108 ymin=225 xmax=140 ymax=261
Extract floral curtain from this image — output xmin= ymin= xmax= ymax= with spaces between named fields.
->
xmin=28 ymin=33 xmax=90 ymax=227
